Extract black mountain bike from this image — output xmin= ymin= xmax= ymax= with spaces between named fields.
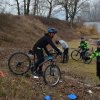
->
xmin=8 ymin=51 xmax=61 ymax=86
xmin=71 ymin=48 xmax=92 ymax=64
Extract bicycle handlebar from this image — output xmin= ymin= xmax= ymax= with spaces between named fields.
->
xmin=28 ymin=49 xmax=62 ymax=62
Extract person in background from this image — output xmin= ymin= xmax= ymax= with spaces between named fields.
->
xmin=85 ymin=39 xmax=100 ymax=86
xmin=79 ymin=37 xmax=89 ymax=59
xmin=31 ymin=28 xmax=62 ymax=78
xmin=55 ymin=40 xmax=69 ymax=63
xmin=79 ymin=37 xmax=88 ymax=50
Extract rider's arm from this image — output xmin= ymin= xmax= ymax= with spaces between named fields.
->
xmin=90 ymin=50 xmax=100 ymax=59
xmin=47 ymin=38 xmax=61 ymax=54
xmin=44 ymin=47 xmax=50 ymax=55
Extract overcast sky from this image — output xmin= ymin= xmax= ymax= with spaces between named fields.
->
xmin=0 ymin=0 xmax=99 ymax=20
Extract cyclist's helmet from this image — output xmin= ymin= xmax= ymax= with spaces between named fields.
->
xmin=97 ymin=39 xmax=100 ymax=45
xmin=48 ymin=28 xmax=57 ymax=34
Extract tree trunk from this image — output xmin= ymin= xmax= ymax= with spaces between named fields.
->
xmin=36 ymin=0 xmax=39 ymax=15
xmin=47 ymin=0 xmax=53 ymax=18
xmin=64 ymin=5 xmax=69 ymax=21
xmin=24 ymin=0 xmax=27 ymax=15
xmin=64 ymin=0 xmax=69 ymax=21
xmin=26 ymin=0 xmax=31 ymax=14
xmin=47 ymin=4 xmax=52 ymax=18
xmin=16 ymin=0 xmax=20 ymax=15
xmin=71 ymin=0 xmax=79 ymax=24
xmin=33 ymin=0 xmax=37 ymax=15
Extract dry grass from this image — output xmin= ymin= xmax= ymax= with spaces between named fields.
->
xmin=66 ymin=37 xmax=100 ymax=84
xmin=0 ymin=14 xmax=98 ymax=47
xmin=75 ymin=25 xmax=98 ymax=36
xmin=0 ymin=37 xmax=100 ymax=100
xmin=0 ymin=14 xmax=100 ymax=100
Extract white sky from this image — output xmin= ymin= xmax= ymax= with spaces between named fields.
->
xmin=0 ymin=0 xmax=99 ymax=20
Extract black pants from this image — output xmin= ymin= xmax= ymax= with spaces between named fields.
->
xmin=62 ymin=48 xmax=68 ymax=63
xmin=96 ymin=62 xmax=100 ymax=79
xmin=31 ymin=49 xmax=44 ymax=73
xmin=81 ymin=48 xmax=89 ymax=59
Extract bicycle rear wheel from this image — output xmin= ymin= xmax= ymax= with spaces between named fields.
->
xmin=71 ymin=50 xmax=80 ymax=61
xmin=8 ymin=52 xmax=31 ymax=75
xmin=44 ymin=64 xmax=61 ymax=86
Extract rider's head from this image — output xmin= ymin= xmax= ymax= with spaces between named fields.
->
xmin=48 ymin=28 xmax=57 ymax=38
xmin=81 ymin=37 xmax=85 ymax=41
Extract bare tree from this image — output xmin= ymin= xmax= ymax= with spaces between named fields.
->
xmin=62 ymin=0 xmax=80 ymax=22
xmin=32 ymin=0 xmax=58 ymax=17
xmin=26 ymin=0 xmax=31 ymax=14
xmin=14 ymin=0 xmax=31 ymax=15
xmin=24 ymin=0 xmax=27 ymax=14
xmin=33 ymin=0 xmax=39 ymax=15
xmin=47 ymin=0 xmax=53 ymax=18
xmin=15 ymin=0 xmax=20 ymax=15
xmin=46 ymin=0 xmax=58 ymax=18
xmin=69 ymin=0 xmax=79 ymax=23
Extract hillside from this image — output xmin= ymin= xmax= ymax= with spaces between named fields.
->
xmin=0 ymin=14 xmax=100 ymax=100
xmin=0 ymin=14 xmax=97 ymax=48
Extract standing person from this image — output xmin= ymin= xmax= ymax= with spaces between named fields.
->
xmin=31 ymin=28 xmax=62 ymax=78
xmin=90 ymin=40 xmax=100 ymax=80
xmin=79 ymin=37 xmax=89 ymax=59
xmin=55 ymin=40 xmax=69 ymax=63
xmin=85 ymin=39 xmax=100 ymax=86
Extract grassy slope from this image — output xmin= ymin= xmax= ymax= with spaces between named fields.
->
xmin=0 ymin=36 xmax=100 ymax=100
xmin=0 ymin=14 xmax=97 ymax=48
xmin=0 ymin=14 xmax=100 ymax=100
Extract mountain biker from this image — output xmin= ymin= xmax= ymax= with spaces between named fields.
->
xmin=31 ymin=28 xmax=62 ymax=78
xmin=79 ymin=37 xmax=89 ymax=59
xmin=91 ymin=39 xmax=100 ymax=80
xmin=55 ymin=40 xmax=69 ymax=63
xmin=85 ymin=39 xmax=100 ymax=84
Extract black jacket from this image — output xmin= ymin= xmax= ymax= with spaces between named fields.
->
xmin=33 ymin=34 xmax=61 ymax=55
xmin=97 ymin=48 xmax=100 ymax=62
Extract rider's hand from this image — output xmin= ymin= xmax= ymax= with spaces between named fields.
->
xmin=57 ymin=51 xmax=62 ymax=56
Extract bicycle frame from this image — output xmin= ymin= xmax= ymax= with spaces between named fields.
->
xmin=37 ymin=56 xmax=55 ymax=68
xmin=29 ymin=51 xmax=58 ymax=69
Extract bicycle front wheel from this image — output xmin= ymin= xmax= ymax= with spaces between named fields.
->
xmin=83 ymin=58 xmax=92 ymax=64
xmin=8 ymin=52 xmax=31 ymax=75
xmin=44 ymin=64 xmax=61 ymax=86
xmin=83 ymin=52 xmax=92 ymax=64
xmin=71 ymin=50 xmax=80 ymax=61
